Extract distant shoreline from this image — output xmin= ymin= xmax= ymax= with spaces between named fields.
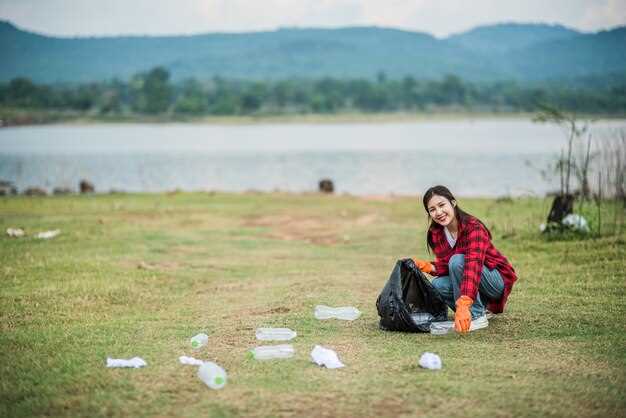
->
xmin=2 ymin=109 xmax=626 ymax=128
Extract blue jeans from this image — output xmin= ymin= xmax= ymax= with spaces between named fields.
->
xmin=431 ymin=254 xmax=504 ymax=319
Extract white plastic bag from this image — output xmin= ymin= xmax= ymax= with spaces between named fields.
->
xmin=310 ymin=345 xmax=345 ymax=369
xmin=418 ymin=352 xmax=442 ymax=370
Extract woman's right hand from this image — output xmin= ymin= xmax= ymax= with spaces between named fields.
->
xmin=412 ymin=259 xmax=435 ymax=274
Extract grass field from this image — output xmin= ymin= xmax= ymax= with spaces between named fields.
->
xmin=1 ymin=192 xmax=624 ymax=418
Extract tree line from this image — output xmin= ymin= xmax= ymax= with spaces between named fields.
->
xmin=1 ymin=67 xmax=625 ymax=117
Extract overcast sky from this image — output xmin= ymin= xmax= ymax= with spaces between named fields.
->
xmin=1 ymin=0 xmax=625 ymax=38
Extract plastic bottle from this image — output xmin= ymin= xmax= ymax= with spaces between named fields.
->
xmin=429 ymin=321 xmax=455 ymax=335
xmin=249 ymin=344 xmax=295 ymax=360
xmin=410 ymin=312 xmax=434 ymax=325
xmin=255 ymin=327 xmax=297 ymax=341
xmin=314 ymin=305 xmax=361 ymax=321
xmin=190 ymin=333 xmax=209 ymax=349
xmin=197 ymin=361 xmax=227 ymax=389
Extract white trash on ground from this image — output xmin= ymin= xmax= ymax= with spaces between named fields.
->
xmin=190 ymin=333 xmax=209 ymax=349
xmin=562 ymin=214 xmax=590 ymax=233
xmin=6 ymin=228 xmax=25 ymax=238
xmin=541 ymin=214 xmax=591 ymax=233
xmin=310 ymin=345 xmax=345 ymax=369
xmin=314 ymin=305 xmax=361 ymax=320
xmin=179 ymin=355 xmax=204 ymax=366
xmin=410 ymin=312 xmax=434 ymax=325
xmin=255 ymin=327 xmax=297 ymax=341
xmin=430 ymin=321 xmax=455 ymax=335
xmin=36 ymin=229 xmax=60 ymax=239
xmin=249 ymin=344 xmax=295 ymax=360
xmin=418 ymin=352 xmax=442 ymax=370
xmin=198 ymin=361 xmax=227 ymax=389
xmin=430 ymin=317 xmax=489 ymax=334
xmin=106 ymin=357 xmax=147 ymax=368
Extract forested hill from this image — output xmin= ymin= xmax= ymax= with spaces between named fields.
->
xmin=446 ymin=23 xmax=580 ymax=53
xmin=2 ymin=21 xmax=625 ymax=83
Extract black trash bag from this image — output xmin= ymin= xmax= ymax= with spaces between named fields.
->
xmin=376 ymin=259 xmax=448 ymax=332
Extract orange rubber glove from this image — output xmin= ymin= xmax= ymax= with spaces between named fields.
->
xmin=412 ymin=259 xmax=435 ymax=274
xmin=454 ymin=295 xmax=473 ymax=334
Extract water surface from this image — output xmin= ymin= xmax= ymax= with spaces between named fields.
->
xmin=1 ymin=118 xmax=624 ymax=196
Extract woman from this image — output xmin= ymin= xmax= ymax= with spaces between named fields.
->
xmin=413 ymin=185 xmax=517 ymax=333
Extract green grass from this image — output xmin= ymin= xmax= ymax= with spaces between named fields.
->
xmin=1 ymin=192 xmax=624 ymax=418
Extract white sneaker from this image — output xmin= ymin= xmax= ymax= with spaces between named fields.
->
xmin=469 ymin=315 xmax=489 ymax=331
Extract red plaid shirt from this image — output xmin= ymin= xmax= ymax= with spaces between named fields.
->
xmin=428 ymin=215 xmax=517 ymax=313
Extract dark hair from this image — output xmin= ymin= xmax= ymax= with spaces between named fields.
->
xmin=422 ymin=185 xmax=490 ymax=251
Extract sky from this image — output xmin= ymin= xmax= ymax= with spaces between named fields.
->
xmin=1 ymin=0 xmax=625 ymax=38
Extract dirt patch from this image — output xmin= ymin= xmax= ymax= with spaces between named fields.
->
xmin=369 ymin=397 xmax=414 ymax=418
xmin=250 ymin=306 xmax=291 ymax=316
xmin=119 ymin=259 xmax=182 ymax=272
xmin=354 ymin=213 xmax=379 ymax=225
xmin=244 ymin=212 xmax=381 ymax=245
xmin=245 ymin=214 xmax=341 ymax=245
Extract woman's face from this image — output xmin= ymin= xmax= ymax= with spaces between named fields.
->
xmin=426 ymin=194 xmax=456 ymax=227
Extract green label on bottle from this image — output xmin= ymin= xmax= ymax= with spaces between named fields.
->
xmin=192 ymin=341 xmax=198 ymax=348
xmin=214 ymin=376 xmax=224 ymax=385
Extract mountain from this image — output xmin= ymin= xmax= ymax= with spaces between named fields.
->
xmin=1 ymin=21 xmax=625 ymax=84
xmin=447 ymin=22 xmax=579 ymax=53
xmin=501 ymin=26 xmax=626 ymax=80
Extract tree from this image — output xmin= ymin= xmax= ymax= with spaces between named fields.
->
xmin=534 ymin=105 xmax=589 ymax=197
xmin=174 ymin=79 xmax=208 ymax=115
xmin=534 ymin=105 xmax=595 ymax=229
xmin=131 ymin=67 xmax=172 ymax=114
xmin=5 ymin=78 xmax=44 ymax=107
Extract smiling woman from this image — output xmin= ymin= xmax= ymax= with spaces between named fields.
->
xmin=413 ymin=185 xmax=518 ymax=333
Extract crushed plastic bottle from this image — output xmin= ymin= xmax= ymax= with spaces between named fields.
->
xmin=197 ymin=361 xmax=227 ymax=389
xmin=314 ymin=305 xmax=361 ymax=321
xmin=429 ymin=321 xmax=455 ymax=335
xmin=190 ymin=333 xmax=209 ymax=349
xmin=106 ymin=356 xmax=147 ymax=368
xmin=410 ymin=312 xmax=434 ymax=326
xmin=6 ymin=228 xmax=25 ymax=238
xmin=249 ymin=344 xmax=295 ymax=360
xmin=36 ymin=229 xmax=60 ymax=239
xmin=179 ymin=355 xmax=204 ymax=366
xmin=255 ymin=327 xmax=297 ymax=341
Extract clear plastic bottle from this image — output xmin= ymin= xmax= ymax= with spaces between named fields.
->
xmin=429 ymin=321 xmax=455 ymax=335
xmin=190 ymin=333 xmax=209 ymax=349
xmin=314 ymin=305 xmax=361 ymax=320
xmin=255 ymin=327 xmax=297 ymax=341
xmin=249 ymin=344 xmax=295 ymax=360
xmin=197 ymin=361 xmax=227 ymax=389
xmin=410 ymin=312 xmax=434 ymax=325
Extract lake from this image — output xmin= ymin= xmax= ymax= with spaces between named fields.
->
xmin=1 ymin=118 xmax=624 ymax=197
